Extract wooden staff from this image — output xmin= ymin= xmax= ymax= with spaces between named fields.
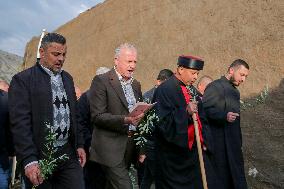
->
xmin=10 ymin=156 xmax=17 ymax=186
xmin=192 ymin=111 xmax=208 ymax=189
xmin=23 ymin=29 xmax=46 ymax=70
xmin=36 ymin=29 xmax=46 ymax=61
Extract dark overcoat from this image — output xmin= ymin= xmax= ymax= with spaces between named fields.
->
xmin=77 ymin=90 xmax=92 ymax=151
xmin=202 ymin=76 xmax=247 ymax=189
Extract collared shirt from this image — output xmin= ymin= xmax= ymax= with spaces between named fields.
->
xmin=40 ymin=64 xmax=71 ymax=148
xmin=114 ymin=67 xmax=137 ymax=131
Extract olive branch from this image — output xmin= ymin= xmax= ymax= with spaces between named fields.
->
xmin=32 ymin=123 xmax=69 ymax=188
xmin=134 ymin=108 xmax=159 ymax=147
xmin=134 ymin=97 xmax=159 ymax=147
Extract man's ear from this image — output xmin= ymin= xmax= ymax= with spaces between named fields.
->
xmin=176 ymin=67 xmax=183 ymax=75
xmin=39 ymin=47 xmax=45 ymax=58
xmin=156 ymin=80 xmax=161 ymax=86
xmin=228 ymin=67 xmax=234 ymax=76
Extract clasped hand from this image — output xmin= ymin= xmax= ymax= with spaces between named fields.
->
xmin=187 ymin=101 xmax=198 ymax=115
xmin=25 ymin=163 xmax=43 ymax=186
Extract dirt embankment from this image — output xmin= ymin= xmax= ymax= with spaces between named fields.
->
xmin=241 ymin=79 xmax=284 ymax=189
xmin=23 ymin=0 xmax=283 ymax=97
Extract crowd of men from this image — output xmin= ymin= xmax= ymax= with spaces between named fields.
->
xmin=0 ymin=32 xmax=250 ymax=189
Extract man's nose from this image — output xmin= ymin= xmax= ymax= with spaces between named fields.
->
xmin=129 ymin=62 xmax=136 ymax=68
xmin=58 ymin=54 xmax=64 ymax=61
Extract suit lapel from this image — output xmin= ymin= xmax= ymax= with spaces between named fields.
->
xmin=132 ymin=81 xmax=141 ymax=102
xmin=109 ymin=69 xmax=129 ymax=110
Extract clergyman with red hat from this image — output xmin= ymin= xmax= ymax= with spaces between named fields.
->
xmin=152 ymin=55 xmax=219 ymax=189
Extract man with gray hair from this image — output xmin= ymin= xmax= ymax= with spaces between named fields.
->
xmin=89 ymin=43 xmax=144 ymax=189
xmin=197 ymin=75 xmax=213 ymax=96
xmin=96 ymin=67 xmax=111 ymax=76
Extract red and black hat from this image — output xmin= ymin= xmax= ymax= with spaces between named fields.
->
xmin=177 ymin=55 xmax=204 ymax=70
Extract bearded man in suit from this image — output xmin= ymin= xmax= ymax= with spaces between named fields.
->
xmin=9 ymin=33 xmax=86 ymax=189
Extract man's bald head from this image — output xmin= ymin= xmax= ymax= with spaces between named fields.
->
xmin=197 ymin=75 xmax=213 ymax=95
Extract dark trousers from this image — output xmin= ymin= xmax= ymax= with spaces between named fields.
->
xmin=140 ymin=158 xmax=156 ymax=189
xmin=100 ymin=137 xmax=137 ymax=189
xmin=137 ymin=162 xmax=144 ymax=187
xmin=102 ymin=160 xmax=132 ymax=189
xmin=24 ymin=157 xmax=84 ymax=189
xmin=84 ymin=160 xmax=106 ymax=189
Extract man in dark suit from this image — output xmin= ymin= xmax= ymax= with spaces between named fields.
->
xmin=143 ymin=69 xmax=174 ymax=102
xmin=0 ymin=88 xmax=14 ymax=189
xmin=9 ymin=33 xmax=86 ymax=189
xmin=139 ymin=68 xmax=173 ymax=189
xmin=77 ymin=67 xmax=110 ymax=189
xmin=89 ymin=43 xmax=144 ymax=189
xmin=202 ymin=59 xmax=249 ymax=189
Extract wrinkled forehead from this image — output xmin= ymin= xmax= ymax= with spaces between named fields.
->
xmin=121 ymin=47 xmax=137 ymax=55
xmin=46 ymin=42 xmax=67 ymax=52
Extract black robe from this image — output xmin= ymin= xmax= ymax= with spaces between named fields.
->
xmin=202 ymin=76 xmax=247 ymax=189
xmin=153 ymin=76 xmax=219 ymax=189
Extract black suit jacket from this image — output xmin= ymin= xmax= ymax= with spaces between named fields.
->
xmin=77 ymin=90 xmax=92 ymax=151
xmin=9 ymin=63 xmax=83 ymax=168
xmin=89 ymin=69 xmax=142 ymax=167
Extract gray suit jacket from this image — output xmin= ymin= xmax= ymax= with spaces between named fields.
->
xmin=89 ymin=69 xmax=142 ymax=167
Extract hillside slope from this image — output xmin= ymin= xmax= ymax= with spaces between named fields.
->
xmin=0 ymin=50 xmax=23 ymax=83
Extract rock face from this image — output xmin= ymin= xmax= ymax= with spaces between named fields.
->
xmin=22 ymin=1 xmax=283 ymax=188
xmin=23 ymin=0 xmax=283 ymax=96
xmin=0 ymin=50 xmax=23 ymax=83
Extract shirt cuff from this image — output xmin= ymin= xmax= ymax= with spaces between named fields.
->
xmin=129 ymin=124 xmax=137 ymax=131
xmin=24 ymin=161 xmax=38 ymax=169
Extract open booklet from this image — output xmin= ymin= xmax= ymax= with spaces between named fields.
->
xmin=128 ymin=102 xmax=157 ymax=117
